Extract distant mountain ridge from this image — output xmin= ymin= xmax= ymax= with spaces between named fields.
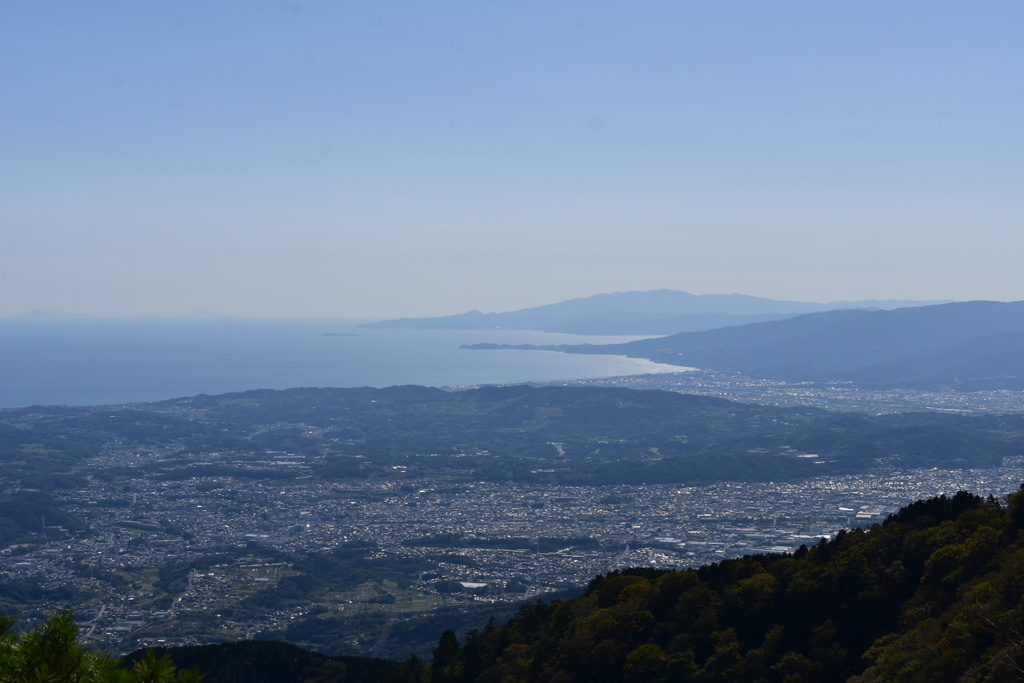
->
xmin=468 ymin=300 xmax=1024 ymax=390
xmin=360 ymin=290 xmax=948 ymax=335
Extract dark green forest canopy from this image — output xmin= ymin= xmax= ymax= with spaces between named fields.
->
xmin=128 ymin=640 xmax=398 ymax=683
xmin=0 ymin=611 xmax=203 ymax=682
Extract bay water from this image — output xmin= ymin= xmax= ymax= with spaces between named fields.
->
xmin=0 ymin=318 xmax=681 ymax=409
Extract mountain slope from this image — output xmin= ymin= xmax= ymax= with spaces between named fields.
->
xmin=132 ymin=641 xmax=397 ymax=683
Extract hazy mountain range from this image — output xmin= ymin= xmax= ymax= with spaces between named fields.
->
xmin=467 ymin=300 xmax=1024 ymax=391
xmin=360 ymin=289 xmax=949 ymax=335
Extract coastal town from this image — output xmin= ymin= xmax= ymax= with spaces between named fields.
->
xmin=547 ymin=369 xmax=1024 ymax=415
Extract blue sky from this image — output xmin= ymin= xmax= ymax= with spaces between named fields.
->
xmin=2 ymin=1 xmax=1021 ymax=318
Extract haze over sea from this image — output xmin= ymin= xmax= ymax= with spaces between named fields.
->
xmin=0 ymin=318 xmax=681 ymax=409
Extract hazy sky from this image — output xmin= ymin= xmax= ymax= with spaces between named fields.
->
xmin=3 ymin=2 xmax=1021 ymax=318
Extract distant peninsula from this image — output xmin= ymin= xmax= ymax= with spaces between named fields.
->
xmin=464 ymin=300 xmax=1024 ymax=391
xmin=359 ymin=289 xmax=949 ymax=335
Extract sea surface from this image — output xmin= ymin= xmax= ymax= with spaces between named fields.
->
xmin=0 ymin=318 xmax=683 ymax=409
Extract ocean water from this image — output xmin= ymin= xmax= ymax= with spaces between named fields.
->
xmin=0 ymin=318 xmax=682 ymax=409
